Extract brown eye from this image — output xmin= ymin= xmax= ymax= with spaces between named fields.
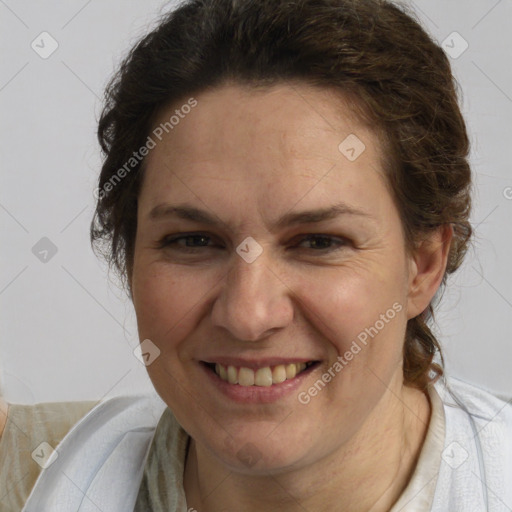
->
xmin=294 ymin=234 xmax=347 ymax=252
xmin=157 ymin=233 xmax=218 ymax=251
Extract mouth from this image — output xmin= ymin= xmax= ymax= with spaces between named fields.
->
xmin=202 ymin=361 xmax=319 ymax=387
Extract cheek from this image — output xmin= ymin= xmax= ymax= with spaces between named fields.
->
xmin=294 ymin=267 xmax=408 ymax=415
xmin=293 ymin=264 xmax=407 ymax=350
xmin=291 ymin=265 xmax=410 ymax=404
xmin=131 ymin=262 xmax=218 ymax=409
xmin=131 ymin=262 xmax=215 ymax=352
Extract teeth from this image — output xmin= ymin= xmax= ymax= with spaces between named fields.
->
xmin=212 ymin=362 xmax=312 ymax=386
xmin=254 ymin=367 xmax=273 ymax=387
xmin=272 ymin=365 xmax=287 ymax=384
xmin=239 ymin=367 xmax=255 ymax=386
xmin=285 ymin=363 xmax=297 ymax=379
xmin=227 ymin=365 xmax=238 ymax=384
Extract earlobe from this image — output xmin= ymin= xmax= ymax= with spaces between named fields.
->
xmin=406 ymin=224 xmax=453 ymax=320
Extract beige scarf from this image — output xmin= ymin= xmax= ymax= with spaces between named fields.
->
xmin=134 ymin=407 xmax=191 ymax=512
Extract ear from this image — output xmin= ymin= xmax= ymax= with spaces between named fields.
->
xmin=406 ymin=224 xmax=453 ymax=320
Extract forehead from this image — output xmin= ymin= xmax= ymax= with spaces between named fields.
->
xmin=148 ymin=82 xmax=377 ymax=162
xmin=139 ymin=83 xmax=389 ymax=218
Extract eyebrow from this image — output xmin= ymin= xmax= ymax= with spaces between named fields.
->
xmin=148 ymin=202 xmax=373 ymax=231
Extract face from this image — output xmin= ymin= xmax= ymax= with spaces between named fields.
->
xmin=131 ymin=83 xmax=420 ymax=473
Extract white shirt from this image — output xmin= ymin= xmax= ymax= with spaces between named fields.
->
xmin=22 ymin=377 xmax=512 ymax=511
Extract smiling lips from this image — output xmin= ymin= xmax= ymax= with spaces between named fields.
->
xmin=212 ymin=362 xmax=315 ymax=387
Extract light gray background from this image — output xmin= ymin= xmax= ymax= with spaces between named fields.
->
xmin=1 ymin=0 xmax=511 ymax=404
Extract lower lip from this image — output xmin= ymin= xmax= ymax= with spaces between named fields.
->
xmin=200 ymin=362 xmax=319 ymax=404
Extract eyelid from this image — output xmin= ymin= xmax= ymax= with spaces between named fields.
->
xmin=156 ymin=232 xmax=221 ymax=249
xmin=156 ymin=232 xmax=349 ymax=253
xmin=291 ymin=233 xmax=348 ymax=250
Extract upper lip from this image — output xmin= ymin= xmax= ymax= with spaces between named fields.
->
xmin=200 ymin=357 xmax=319 ymax=369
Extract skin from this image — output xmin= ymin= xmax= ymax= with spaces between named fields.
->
xmin=130 ymin=82 xmax=452 ymax=512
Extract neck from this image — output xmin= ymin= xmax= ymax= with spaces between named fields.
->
xmin=184 ymin=381 xmax=431 ymax=512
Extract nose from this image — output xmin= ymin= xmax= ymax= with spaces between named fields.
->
xmin=210 ymin=249 xmax=294 ymax=342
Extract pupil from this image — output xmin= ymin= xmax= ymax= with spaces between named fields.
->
xmin=311 ymin=236 xmax=329 ymax=249
xmin=189 ymin=235 xmax=208 ymax=246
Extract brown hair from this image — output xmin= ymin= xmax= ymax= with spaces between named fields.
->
xmin=91 ymin=0 xmax=472 ymax=390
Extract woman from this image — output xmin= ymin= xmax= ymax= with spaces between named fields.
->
xmin=1 ymin=0 xmax=511 ymax=510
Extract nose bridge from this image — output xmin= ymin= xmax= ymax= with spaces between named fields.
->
xmin=210 ymin=250 xmax=293 ymax=342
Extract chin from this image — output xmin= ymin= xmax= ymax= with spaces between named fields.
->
xmin=194 ymin=420 xmax=319 ymax=475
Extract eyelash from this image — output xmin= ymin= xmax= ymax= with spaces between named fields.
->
xmin=155 ymin=232 xmax=348 ymax=254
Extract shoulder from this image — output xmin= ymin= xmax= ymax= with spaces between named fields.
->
xmin=436 ymin=376 xmax=512 ymax=447
xmin=437 ymin=376 xmax=512 ymax=424
xmin=0 ymin=398 xmax=98 ymax=511
xmin=1 ymin=399 xmax=99 ymax=451
xmin=431 ymin=377 xmax=512 ymax=511
xmin=0 ymin=397 xmax=98 ymax=451
xmin=21 ymin=393 xmax=167 ymax=511
xmin=58 ymin=393 xmax=167 ymax=437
